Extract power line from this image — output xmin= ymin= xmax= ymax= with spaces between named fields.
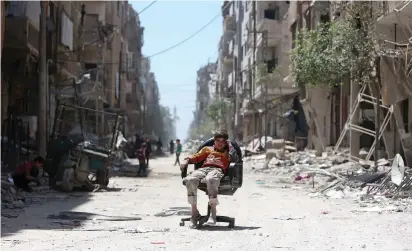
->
xmin=57 ymin=2 xmax=227 ymax=65
xmin=56 ymin=0 xmax=157 ymax=55
xmin=145 ymin=2 xmax=230 ymax=59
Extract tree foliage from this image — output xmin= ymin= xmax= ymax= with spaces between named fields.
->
xmin=291 ymin=2 xmax=379 ymax=88
xmin=256 ymin=63 xmax=281 ymax=87
xmin=187 ymin=99 xmax=229 ymax=141
xmin=188 ymin=115 xmax=215 ymax=141
xmin=205 ymin=99 xmax=228 ymax=121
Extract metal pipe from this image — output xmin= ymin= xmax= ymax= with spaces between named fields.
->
xmin=38 ymin=1 xmax=47 ymax=156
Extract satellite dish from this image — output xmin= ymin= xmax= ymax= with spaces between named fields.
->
xmin=391 ymin=154 xmax=405 ymax=186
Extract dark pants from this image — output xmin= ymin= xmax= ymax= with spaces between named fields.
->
xmin=138 ymin=160 xmax=147 ymax=177
xmin=175 ymin=153 xmax=181 ymax=166
xmin=12 ymin=174 xmax=33 ymax=192
xmin=145 ymin=153 xmax=150 ymax=167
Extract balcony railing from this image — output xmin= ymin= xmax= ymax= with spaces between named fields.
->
xmin=3 ymin=16 xmax=39 ymax=54
xmin=256 ymin=18 xmax=282 ymax=46
xmin=83 ymin=14 xmax=100 ymax=43
xmin=223 ymin=15 xmax=235 ymax=33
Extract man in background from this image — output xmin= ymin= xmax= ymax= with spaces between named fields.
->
xmin=169 ymin=140 xmax=175 ymax=154
xmin=136 ymin=142 xmax=147 ymax=177
xmin=174 ymin=139 xmax=182 ymax=166
xmin=145 ymin=138 xmax=152 ymax=167
xmin=156 ymin=138 xmax=163 ymax=154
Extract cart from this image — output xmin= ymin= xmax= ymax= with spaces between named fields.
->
xmin=44 ymin=103 xmax=124 ymax=192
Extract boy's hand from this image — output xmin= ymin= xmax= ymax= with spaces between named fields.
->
xmin=180 ymin=159 xmax=189 ymax=172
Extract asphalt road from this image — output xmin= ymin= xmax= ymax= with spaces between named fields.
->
xmin=1 ymin=155 xmax=412 ymax=251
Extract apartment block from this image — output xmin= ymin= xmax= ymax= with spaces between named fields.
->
xmin=126 ymin=5 xmax=144 ymax=133
xmin=1 ymin=1 xmax=146 ymax=144
xmin=216 ymin=1 xmax=296 ymax=142
xmin=194 ymin=63 xmax=217 ymax=129
xmin=2 ymin=1 xmax=84 ymax=138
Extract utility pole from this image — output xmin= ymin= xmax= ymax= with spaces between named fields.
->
xmin=262 ymin=30 xmax=268 ymax=149
xmin=252 ymin=0 xmax=257 ymax=144
xmin=38 ymin=1 xmax=47 ymax=157
xmin=234 ymin=2 xmax=244 ymax=142
xmin=374 ymin=59 xmax=381 ymax=172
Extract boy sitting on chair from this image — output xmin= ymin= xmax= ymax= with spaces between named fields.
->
xmin=180 ymin=131 xmax=238 ymax=228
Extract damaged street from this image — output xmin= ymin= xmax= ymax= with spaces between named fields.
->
xmin=2 ymin=154 xmax=412 ymax=251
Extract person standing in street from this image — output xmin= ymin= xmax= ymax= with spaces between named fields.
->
xmin=145 ymin=138 xmax=152 ymax=168
xmin=136 ymin=143 xmax=147 ymax=177
xmin=156 ymin=138 xmax=163 ymax=154
xmin=174 ymin=139 xmax=182 ymax=166
xmin=169 ymin=140 xmax=175 ymax=154
xmin=134 ymin=134 xmax=142 ymax=157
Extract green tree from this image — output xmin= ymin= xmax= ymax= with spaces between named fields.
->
xmin=291 ymin=2 xmax=379 ymax=89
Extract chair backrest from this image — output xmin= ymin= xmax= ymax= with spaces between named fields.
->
xmin=194 ymin=138 xmax=242 ymax=171
xmin=196 ymin=138 xmax=242 ymax=160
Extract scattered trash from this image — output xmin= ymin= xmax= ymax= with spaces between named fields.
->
xmin=151 ymin=241 xmax=166 ymax=245
xmin=124 ymin=228 xmax=170 ymax=234
xmin=273 ymin=216 xmax=305 ymax=220
xmin=391 ymin=154 xmax=405 ymax=186
xmin=154 ymin=207 xmax=191 ymax=217
xmin=256 ymin=180 xmax=265 ymax=185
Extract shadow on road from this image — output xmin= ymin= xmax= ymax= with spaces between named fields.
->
xmin=47 ymin=211 xmax=142 ymax=221
xmin=1 ymin=193 xmax=93 ymax=238
xmin=197 ymin=226 xmax=261 ymax=231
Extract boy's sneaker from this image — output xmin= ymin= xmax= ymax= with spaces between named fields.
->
xmin=204 ymin=217 xmax=217 ymax=226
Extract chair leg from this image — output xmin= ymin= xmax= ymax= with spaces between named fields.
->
xmin=179 ymin=205 xmax=211 ymax=228
xmin=179 ymin=205 xmax=235 ymax=228
xmin=216 ymin=216 xmax=235 ymax=228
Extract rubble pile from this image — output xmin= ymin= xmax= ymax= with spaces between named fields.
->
xmin=1 ymin=174 xmax=50 ymax=216
xmin=244 ymin=142 xmax=412 ymax=211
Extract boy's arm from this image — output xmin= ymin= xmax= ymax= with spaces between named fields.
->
xmin=185 ymin=147 xmax=209 ymax=164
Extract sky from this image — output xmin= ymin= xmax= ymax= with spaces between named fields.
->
xmin=131 ymin=0 xmax=223 ymax=141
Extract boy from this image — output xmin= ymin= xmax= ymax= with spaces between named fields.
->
xmin=12 ymin=156 xmax=44 ymax=192
xmin=136 ymin=143 xmax=147 ymax=177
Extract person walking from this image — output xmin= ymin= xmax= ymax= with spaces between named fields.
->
xmin=169 ymin=140 xmax=175 ymax=154
xmin=174 ymin=139 xmax=182 ymax=166
xmin=145 ymin=138 xmax=152 ymax=167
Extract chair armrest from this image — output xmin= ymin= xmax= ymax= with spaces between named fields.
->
xmin=181 ymin=167 xmax=188 ymax=179
xmin=227 ymin=163 xmax=236 ymax=181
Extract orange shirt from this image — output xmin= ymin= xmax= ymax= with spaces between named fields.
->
xmin=187 ymin=146 xmax=230 ymax=173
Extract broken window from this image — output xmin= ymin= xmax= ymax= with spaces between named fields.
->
xmin=264 ymin=5 xmax=280 ymax=20
xmin=291 ymin=21 xmax=297 ymax=49
xmin=320 ymin=13 xmax=330 ymax=24
xmin=129 ymin=52 xmax=134 ymax=70
xmin=267 ymin=58 xmax=278 ymax=73
xmin=60 ymin=11 xmax=73 ymax=50
xmin=85 ymin=63 xmax=98 ymax=80
xmin=6 ymin=1 xmax=26 ymax=17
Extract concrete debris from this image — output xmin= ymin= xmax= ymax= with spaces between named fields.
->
xmin=245 ymin=148 xmax=412 ymax=211
xmin=1 ymin=174 xmax=54 ymax=217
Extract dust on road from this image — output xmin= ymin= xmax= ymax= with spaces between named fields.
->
xmin=2 ymin=155 xmax=412 ymax=251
